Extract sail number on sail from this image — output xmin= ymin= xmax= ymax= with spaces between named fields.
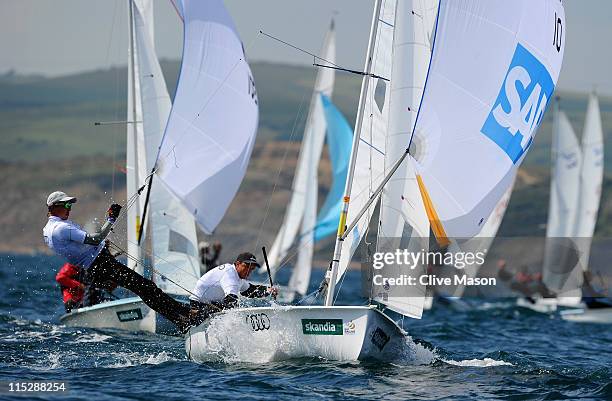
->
xmin=248 ymin=74 xmax=258 ymax=105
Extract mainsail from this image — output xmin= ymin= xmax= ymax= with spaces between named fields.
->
xmin=267 ymin=20 xmax=336 ymax=279
xmin=130 ymin=0 xmax=200 ymax=295
xmin=575 ymin=93 xmax=604 ymax=272
xmin=542 ymin=104 xmax=582 ymax=294
xmin=374 ymin=0 xmax=438 ymax=318
xmin=333 ymin=0 xmax=397 ymax=286
xmin=155 ymin=0 xmax=259 ymax=234
xmin=125 ymin=0 xmax=147 ymax=275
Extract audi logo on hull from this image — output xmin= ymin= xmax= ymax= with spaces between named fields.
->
xmin=245 ymin=313 xmax=270 ymax=331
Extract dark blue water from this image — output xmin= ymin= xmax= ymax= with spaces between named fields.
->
xmin=1 ymin=254 xmax=610 ymax=400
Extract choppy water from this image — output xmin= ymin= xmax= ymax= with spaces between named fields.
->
xmin=1 ymin=254 xmax=610 ymax=400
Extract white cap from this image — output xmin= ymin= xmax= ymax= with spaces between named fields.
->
xmin=46 ymin=191 xmax=77 ymax=207
xmin=199 ymin=241 xmax=210 ymax=250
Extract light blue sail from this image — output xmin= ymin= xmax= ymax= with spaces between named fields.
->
xmin=314 ymin=94 xmax=353 ymax=242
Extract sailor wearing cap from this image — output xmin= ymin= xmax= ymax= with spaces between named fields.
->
xmin=189 ymin=252 xmax=278 ymax=322
xmin=43 ymin=191 xmax=113 ymax=268
xmin=42 ymin=190 xmax=192 ymax=331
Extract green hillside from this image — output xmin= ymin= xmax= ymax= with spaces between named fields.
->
xmin=2 ymin=61 xmax=611 ymax=169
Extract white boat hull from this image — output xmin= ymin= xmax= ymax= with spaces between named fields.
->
xmin=59 ymin=297 xmax=178 ymax=335
xmin=516 ymin=296 xmax=584 ymax=314
xmin=185 ymin=305 xmax=407 ymax=363
xmin=560 ymin=307 xmax=612 ymax=323
xmin=516 ymin=297 xmax=558 ymax=314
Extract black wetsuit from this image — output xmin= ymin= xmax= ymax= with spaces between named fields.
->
xmin=88 ymin=248 xmax=190 ymax=328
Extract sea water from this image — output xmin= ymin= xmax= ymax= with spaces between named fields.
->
xmin=0 ymin=254 xmax=610 ymax=400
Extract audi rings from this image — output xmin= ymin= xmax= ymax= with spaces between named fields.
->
xmin=245 ymin=313 xmax=271 ymax=331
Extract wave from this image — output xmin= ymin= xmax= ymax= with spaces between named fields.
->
xmin=107 ymin=351 xmax=179 ymax=368
xmin=441 ymin=357 xmax=514 ymax=367
xmin=71 ymin=333 xmax=113 ymax=344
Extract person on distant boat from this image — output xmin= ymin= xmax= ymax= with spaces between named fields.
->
xmin=55 ymin=263 xmax=85 ymax=312
xmin=497 ymin=260 xmax=553 ymax=301
xmin=42 ymin=191 xmax=192 ymax=331
xmin=189 ymin=252 xmax=278 ymax=325
xmin=581 ymin=271 xmax=612 ymax=309
xmin=199 ymin=241 xmax=222 ymax=274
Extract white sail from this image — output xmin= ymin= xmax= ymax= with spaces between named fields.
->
xmin=126 ymin=0 xmax=146 ymax=275
xmin=447 ymin=177 xmax=516 ymax=297
xmin=574 ymin=93 xmax=604 ymax=272
xmin=412 ymin=0 xmax=565 ymax=242
xmin=542 ymin=106 xmax=582 ymax=293
xmin=335 ymin=0 xmax=397 ymax=284
xmin=374 ymin=0 xmax=438 ymax=318
xmin=155 ymin=0 xmax=259 ymax=234
xmin=132 ymin=0 xmax=200 ymax=295
xmin=267 ymin=21 xmax=336 ymax=284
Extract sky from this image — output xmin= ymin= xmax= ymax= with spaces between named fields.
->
xmin=0 ymin=0 xmax=611 ymax=95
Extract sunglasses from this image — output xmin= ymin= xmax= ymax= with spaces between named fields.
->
xmin=241 ymin=262 xmax=257 ymax=269
xmin=55 ymin=202 xmax=72 ymax=210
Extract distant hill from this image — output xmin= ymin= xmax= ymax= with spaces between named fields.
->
xmin=1 ymin=62 xmax=612 ymax=258
xmin=1 ymin=61 xmax=611 ymax=169
xmin=0 ymin=61 xmax=361 ymax=162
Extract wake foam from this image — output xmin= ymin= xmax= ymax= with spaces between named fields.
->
xmin=72 ymin=333 xmax=112 ymax=343
xmin=442 ymin=357 xmax=513 ymax=367
xmin=391 ymin=336 xmax=437 ymax=365
xmin=107 ymin=351 xmax=178 ymax=368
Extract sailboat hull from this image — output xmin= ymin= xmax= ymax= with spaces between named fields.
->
xmin=560 ymin=307 xmax=612 ymax=324
xmin=59 ymin=297 xmax=178 ymax=335
xmin=516 ymin=297 xmax=559 ymax=314
xmin=185 ymin=305 xmax=407 ymax=363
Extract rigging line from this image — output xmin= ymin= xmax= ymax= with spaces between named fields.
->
xmin=260 ymin=30 xmax=389 ymax=81
xmin=168 ymin=0 xmax=184 ymax=22
xmin=273 ymin=163 xmax=390 ymax=274
xmin=259 ymin=30 xmax=342 ymax=69
xmin=107 ymin=240 xmax=199 ymax=297
xmin=252 ymin=83 xmax=311 ymax=251
xmin=312 ymin=64 xmax=389 ymax=82
xmin=115 ymin=223 xmax=201 ymax=282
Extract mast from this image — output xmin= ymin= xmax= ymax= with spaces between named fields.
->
xmin=324 ymin=0 xmax=383 ymax=306
xmin=126 ymin=0 xmax=144 ymax=273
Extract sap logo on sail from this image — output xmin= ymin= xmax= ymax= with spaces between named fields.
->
xmin=482 ymin=44 xmax=555 ymax=164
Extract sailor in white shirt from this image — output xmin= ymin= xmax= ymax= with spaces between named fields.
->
xmin=189 ymin=252 xmax=278 ymax=323
xmin=43 ymin=191 xmax=192 ymax=331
